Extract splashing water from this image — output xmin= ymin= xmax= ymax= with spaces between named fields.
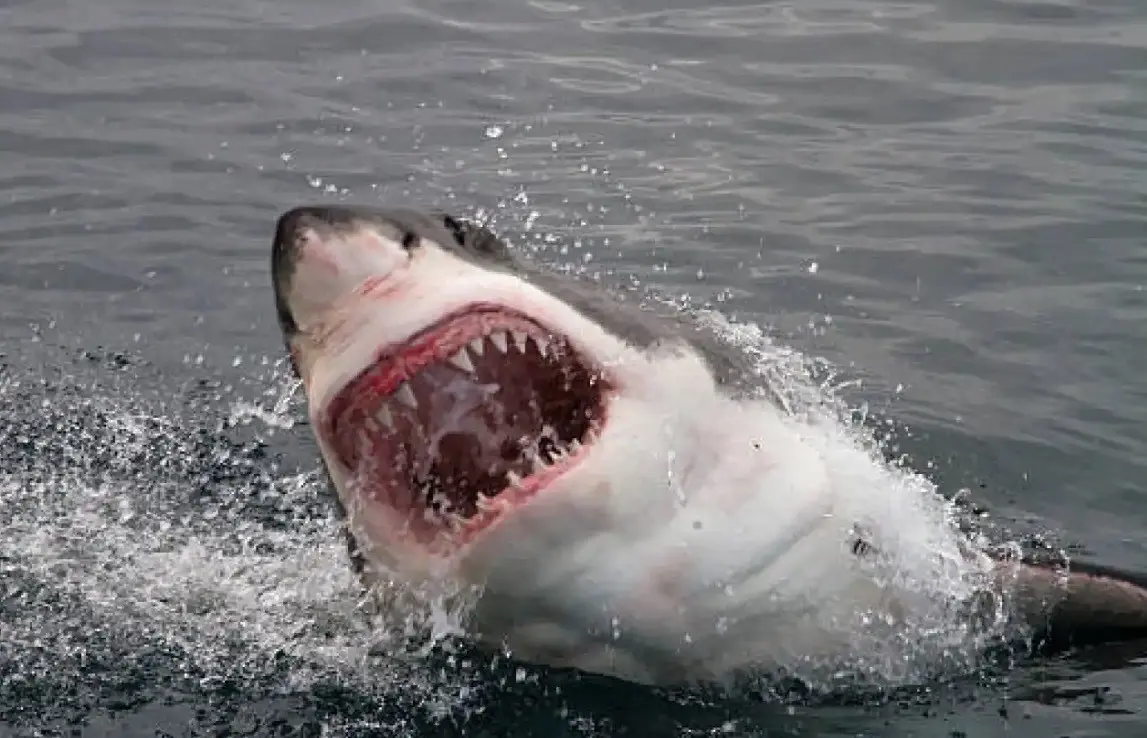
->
xmin=0 ymin=341 xmax=496 ymax=734
xmin=695 ymin=309 xmax=1015 ymax=687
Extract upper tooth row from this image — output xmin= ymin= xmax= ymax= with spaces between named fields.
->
xmin=446 ymin=330 xmax=551 ymax=376
xmin=371 ymin=384 xmax=416 ymax=431
xmin=372 ymin=330 xmax=553 ymax=427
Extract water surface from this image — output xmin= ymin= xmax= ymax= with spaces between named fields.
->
xmin=2 ymin=0 xmax=1146 ymax=735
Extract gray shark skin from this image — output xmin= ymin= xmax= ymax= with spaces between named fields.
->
xmin=271 ymin=204 xmax=1147 ymax=687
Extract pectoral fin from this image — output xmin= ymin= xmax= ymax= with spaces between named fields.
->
xmin=1005 ymin=559 xmax=1147 ymax=649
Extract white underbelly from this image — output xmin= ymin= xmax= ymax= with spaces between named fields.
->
xmin=461 ymin=397 xmax=986 ymax=686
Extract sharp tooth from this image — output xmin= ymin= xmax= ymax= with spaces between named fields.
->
xmin=448 ymin=349 xmax=476 ymax=375
xmin=468 ymin=337 xmax=485 ymax=357
xmin=505 ymin=471 xmax=522 ymax=487
xmin=568 ymin=439 xmax=582 ymax=453
xmin=490 ymin=332 xmax=508 ymax=354
xmin=394 ymin=382 xmax=418 ymax=409
xmin=377 ymin=405 xmax=395 ymax=430
xmin=533 ymin=336 xmax=550 ymax=356
xmin=512 ymin=330 xmax=528 ymax=354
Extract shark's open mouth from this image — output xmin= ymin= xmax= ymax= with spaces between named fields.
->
xmin=324 ymin=306 xmax=608 ymax=544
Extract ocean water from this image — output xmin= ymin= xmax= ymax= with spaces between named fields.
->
xmin=1 ymin=0 xmax=1146 ymax=735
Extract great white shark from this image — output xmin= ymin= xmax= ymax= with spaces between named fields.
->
xmin=270 ymin=204 xmax=1147 ymax=687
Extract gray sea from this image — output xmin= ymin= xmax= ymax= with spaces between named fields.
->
xmin=2 ymin=0 xmax=1146 ymax=736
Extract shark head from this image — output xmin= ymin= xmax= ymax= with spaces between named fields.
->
xmin=271 ymin=204 xmax=723 ymax=558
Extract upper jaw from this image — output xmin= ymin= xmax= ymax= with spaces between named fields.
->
xmin=296 ymin=248 xmax=632 ymax=416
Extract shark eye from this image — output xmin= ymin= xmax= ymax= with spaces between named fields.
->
xmin=401 ymin=230 xmax=419 ymax=250
xmin=442 ymin=214 xmax=468 ymax=247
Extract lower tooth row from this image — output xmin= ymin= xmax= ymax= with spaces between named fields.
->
xmin=415 ymin=436 xmax=593 ymax=520
xmin=503 ymin=438 xmax=585 ymax=487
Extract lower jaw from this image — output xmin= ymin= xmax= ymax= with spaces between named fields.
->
xmin=359 ymin=453 xmax=587 ymax=554
xmin=333 ymin=385 xmax=610 ymax=552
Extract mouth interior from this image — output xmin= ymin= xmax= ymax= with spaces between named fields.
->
xmin=327 ymin=311 xmax=605 ymax=535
